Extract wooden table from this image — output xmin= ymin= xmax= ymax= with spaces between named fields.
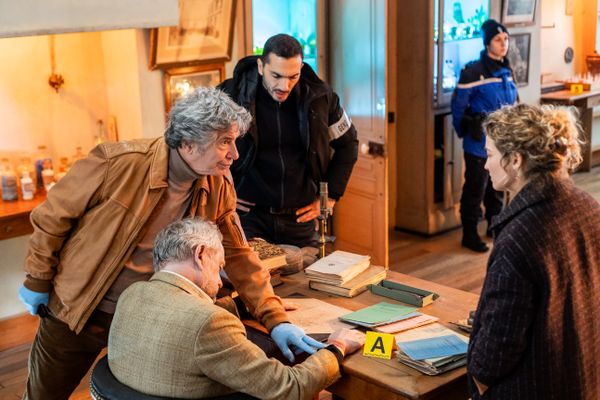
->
xmin=265 ymin=270 xmax=479 ymax=400
xmin=0 ymin=194 xmax=45 ymax=240
xmin=540 ymin=89 xmax=600 ymax=172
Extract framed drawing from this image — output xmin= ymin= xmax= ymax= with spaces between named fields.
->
xmin=163 ymin=64 xmax=225 ymax=113
xmin=502 ymin=0 xmax=537 ymax=26
xmin=150 ymin=0 xmax=236 ymax=69
xmin=507 ymin=33 xmax=531 ymax=87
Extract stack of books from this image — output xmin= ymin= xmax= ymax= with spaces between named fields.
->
xmin=395 ymin=323 xmax=469 ymax=375
xmin=248 ymin=238 xmax=288 ymax=286
xmin=305 ymin=250 xmax=386 ymax=297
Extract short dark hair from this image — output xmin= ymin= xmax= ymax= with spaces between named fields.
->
xmin=261 ymin=33 xmax=303 ymax=62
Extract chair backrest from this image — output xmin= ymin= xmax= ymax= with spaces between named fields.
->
xmin=90 ymin=355 xmax=259 ymax=400
xmin=90 ymin=356 xmax=174 ymax=400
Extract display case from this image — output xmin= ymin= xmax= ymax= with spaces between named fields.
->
xmin=433 ymin=0 xmax=489 ymax=108
xmin=394 ymin=0 xmax=499 ymax=235
xmin=251 ymin=0 xmax=319 ymax=73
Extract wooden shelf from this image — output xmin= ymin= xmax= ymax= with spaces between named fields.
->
xmin=0 ymin=194 xmax=45 ymax=240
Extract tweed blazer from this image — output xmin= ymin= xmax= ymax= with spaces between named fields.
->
xmin=108 ymin=271 xmax=340 ymax=400
xmin=467 ymin=178 xmax=600 ymax=399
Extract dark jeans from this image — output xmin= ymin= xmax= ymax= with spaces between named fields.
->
xmin=24 ymin=310 xmax=113 ymax=400
xmin=239 ymin=207 xmax=318 ymax=247
xmin=460 ymin=153 xmax=503 ymax=232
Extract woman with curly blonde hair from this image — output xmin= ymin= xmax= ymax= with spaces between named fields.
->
xmin=467 ymin=103 xmax=600 ymax=400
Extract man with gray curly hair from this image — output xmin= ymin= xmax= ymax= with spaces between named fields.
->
xmin=19 ymin=87 xmax=312 ymax=400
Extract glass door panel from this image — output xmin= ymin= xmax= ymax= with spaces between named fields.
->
xmin=252 ymin=0 xmax=318 ymax=72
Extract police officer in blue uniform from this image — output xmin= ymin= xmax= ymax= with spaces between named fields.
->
xmin=451 ymin=20 xmax=518 ymax=252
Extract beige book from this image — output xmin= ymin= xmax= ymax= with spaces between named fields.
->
xmin=305 ymin=250 xmax=371 ymax=285
xmin=308 ymin=265 xmax=386 ymax=298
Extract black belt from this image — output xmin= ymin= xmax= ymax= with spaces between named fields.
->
xmin=256 ymin=205 xmax=298 ymax=215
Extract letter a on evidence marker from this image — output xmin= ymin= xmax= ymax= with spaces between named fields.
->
xmin=363 ymin=331 xmax=395 ymax=359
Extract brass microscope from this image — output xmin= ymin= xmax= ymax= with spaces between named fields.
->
xmin=317 ymin=182 xmax=333 ymax=259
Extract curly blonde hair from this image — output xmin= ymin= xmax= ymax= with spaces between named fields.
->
xmin=483 ymin=103 xmax=583 ymax=180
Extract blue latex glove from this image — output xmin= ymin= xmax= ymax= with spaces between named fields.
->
xmin=271 ymin=323 xmax=326 ymax=362
xmin=18 ymin=285 xmax=49 ymax=315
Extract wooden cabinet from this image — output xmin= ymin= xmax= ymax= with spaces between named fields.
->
xmin=391 ymin=0 xmax=463 ymax=235
xmin=0 ymin=195 xmax=44 ymax=240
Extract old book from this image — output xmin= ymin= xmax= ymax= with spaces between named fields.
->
xmin=309 ymin=265 xmax=387 ymax=298
xmin=395 ymin=323 xmax=469 ymax=375
xmin=304 ymin=250 xmax=370 ymax=285
xmin=248 ymin=238 xmax=287 ymax=271
xmin=339 ymin=302 xmax=419 ymax=328
xmin=374 ymin=313 xmax=438 ymax=334
xmin=270 ymin=269 xmax=283 ymax=287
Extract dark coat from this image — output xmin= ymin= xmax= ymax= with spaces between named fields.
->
xmin=218 ymin=55 xmax=358 ymax=200
xmin=468 ymin=178 xmax=600 ymax=400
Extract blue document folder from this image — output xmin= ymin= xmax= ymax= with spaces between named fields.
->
xmin=398 ymin=334 xmax=468 ymax=361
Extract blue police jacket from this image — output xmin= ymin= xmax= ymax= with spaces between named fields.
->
xmin=451 ymin=50 xmax=518 ymax=158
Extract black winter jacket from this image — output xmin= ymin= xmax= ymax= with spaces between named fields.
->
xmin=468 ymin=178 xmax=600 ymax=399
xmin=218 ymin=56 xmax=358 ymax=200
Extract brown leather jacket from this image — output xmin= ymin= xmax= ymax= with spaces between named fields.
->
xmin=24 ymin=138 xmax=287 ymax=333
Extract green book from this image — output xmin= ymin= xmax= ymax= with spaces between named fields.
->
xmin=339 ymin=302 xmax=418 ymax=328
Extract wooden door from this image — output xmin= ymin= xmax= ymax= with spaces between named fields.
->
xmin=328 ymin=0 xmax=388 ymax=266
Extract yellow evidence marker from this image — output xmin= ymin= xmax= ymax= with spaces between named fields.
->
xmin=363 ymin=331 xmax=396 ymax=359
xmin=570 ymin=84 xmax=584 ymax=95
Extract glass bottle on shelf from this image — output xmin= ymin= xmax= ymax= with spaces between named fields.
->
xmin=95 ymin=119 xmax=107 ymax=145
xmin=35 ymin=145 xmax=53 ymax=191
xmin=1 ymin=158 xmax=18 ymax=201
xmin=442 ymin=58 xmax=457 ymax=91
xmin=72 ymin=146 xmax=85 ymax=165
xmin=21 ymin=171 xmax=34 ymax=200
xmin=41 ymin=161 xmax=55 ymax=193
xmin=17 ymin=154 xmax=36 ymax=194
xmin=55 ymin=157 xmax=70 ymax=182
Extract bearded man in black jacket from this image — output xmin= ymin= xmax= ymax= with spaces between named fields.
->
xmin=219 ymin=34 xmax=358 ymax=247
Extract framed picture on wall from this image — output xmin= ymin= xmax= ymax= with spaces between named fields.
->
xmin=502 ymin=0 xmax=537 ymax=26
xmin=163 ymin=64 xmax=225 ymax=113
xmin=507 ymin=33 xmax=531 ymax=87
xmin=149 ymin=0 xmax=237 ymax=69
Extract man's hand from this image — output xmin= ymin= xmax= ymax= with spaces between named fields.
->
xmin=271 ymin=323 xmax=326 ymax=362
xmin=295 ymin=198 xmax=336 ymax=224
xmin=18 ymin=285 xmax=49 ymax=316
xmin=327 ymin=328 xmax=366 ymax=356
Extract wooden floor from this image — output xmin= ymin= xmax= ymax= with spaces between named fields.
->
xmin=1 ymin=166 xmax=598 ymax=400
xmin=388 ymin=166 xmax=600 ymax=295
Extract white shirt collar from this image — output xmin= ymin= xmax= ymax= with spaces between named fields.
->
xmin=160 ymin=270 xmax=214 ymax=303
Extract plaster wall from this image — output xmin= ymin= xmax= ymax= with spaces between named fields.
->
xmin=541 ymin=0 xmax=577 ymax=82
xmin=0 ymin=29 xmax=164 ymax=319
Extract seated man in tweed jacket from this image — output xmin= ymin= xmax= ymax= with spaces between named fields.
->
xmin=108 ymin=218 xmax=365 ymax=400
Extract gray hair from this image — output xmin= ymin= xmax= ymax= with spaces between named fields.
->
xmin=153 ymin=218 xmax=223 ymax=272
xmin=164 ymin=87 xmax=252 ymax=151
